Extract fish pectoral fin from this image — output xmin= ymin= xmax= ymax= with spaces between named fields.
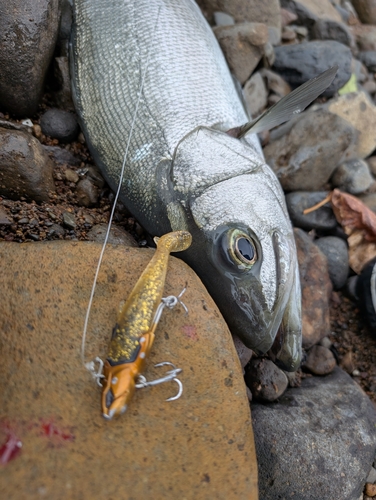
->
xmin=230 ymin=66 xmax=338 ymax=139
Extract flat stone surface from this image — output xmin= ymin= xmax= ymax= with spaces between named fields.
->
xmin=0 ymin=241 xmax=257 ymax=500
xmin=252 ymin=367 xmax=376 ymax=500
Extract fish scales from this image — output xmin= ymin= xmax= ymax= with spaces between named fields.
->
xmin=71 ymin=0 xmax=302 ymax=370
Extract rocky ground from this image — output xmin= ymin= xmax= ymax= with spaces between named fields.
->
xmin=1 ymin=0 xmax=376 ymax=499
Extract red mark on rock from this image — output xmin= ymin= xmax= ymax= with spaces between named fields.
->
xmin=0 ymin=430 xmax=22 ymax=465
xmin=182 ymin=325 xmax=199 ymax=341
xmin=41 ymin=421 xmax=75 ymax=442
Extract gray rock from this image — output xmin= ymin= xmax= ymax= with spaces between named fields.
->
xmin=314 ymin=236 xmax=349 ymax=290
xmin=40 ymin=109 xmax=79 ymax=143
xmin=243 ymin=72 xmax=268 ymax=118
xmin=359 ymin=193 xmax=376 ymax=214
xmin=52 ymin=57 xmax=75 ymax=111
xmin=0 ymin=128 xmax=55 ymax=202
xmin=273 ymin=41 xmax=352 ymax=97
xmin=62 ymin=211 xmax=76 ymax=229
xmin=76 ymin=178 xmax=99 ymax=207
xmin=245 ymin=358 xmax=288 ymax=402
xmin=311 ymin=19 xmax=354 ymax=47
xmin=0 ymin=0 xmax=60 ymax=116
xmin=286 ymin=191 xmax=337 ymax=231
xmin=252 ymin=367 xmax=376 ymax=500
xmin=331 ymin=158 xmax=374 ymax=195
xmin=280 ymin=0 xmax=343 ymax=26
xmin=295 ymin=228 xmax=332 ymax=349
xmin=56 ymin=0 xmax=72 ymax=57
xmin=43 ymin=145 xmax=81 ymax=167
xmin=303 ymin=344 xmax=336 ymax=375
xmin=358 ymin=51 xmax=376 ymax=72
xmin=351 ymin=0 xmax=376 ymax=24
xmin=47 ymin=223 xmax=65 ymax=238
xmin=264 ymin=108 xmax=356 ymax=191
xmin=213 ymin=23 xmax=268 ymax=84
xmin=367 ymin=466 xmax=376 ymax=483
xmin=367 ymin=156 xmax=376 ymax=176
xmin=213 ymin=11 xmax=234 ymax=26
xmin=318 ymin=336 xmax=332 ymax=349
xmin=86 ymin=223 xmax=138 ymax=247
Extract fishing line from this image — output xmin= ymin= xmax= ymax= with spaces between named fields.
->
xmin=81 ymin=6 xmax=161 ymax=369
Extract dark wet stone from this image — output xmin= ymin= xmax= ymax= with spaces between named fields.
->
xmin=303 ymin=345 xmax=336 ymax=375
xmin=245 ymin=358 xmax=288 ymax=402
xmin=40 ymin=109 xmax=79 ymax=143
xmin=252 ymin=367 xmax=376 ymax=500
xmin=273 ymin=41 xmax=352 ymax=97
xmin=86 ymin=223 xmax=138 ymax=247
xmin=356 ymin=257 xmax=376 ymax=332
xmin=314 ymin=236 xmax=349 ymax=290
xmin=0 ymin=128 xmax=55 ymax=202
xmin=286 ymin=191 xmax=337 ymax=231
xmin=62 ymin=211 xmax=76 ymax=229
xmin=76 ymin=178 xmax=99 ymax=207
xmin=295 ymin=228 xmax=332 ymax=349
xmin=358 ymin=50 xmax=376 ymax=73
xmin=331 ymin=158 xmax=374 ymax=195
xmin=43 ymin=145 xmax=81 ymax=167
xmin=311 ymin=19 xmax=354 ymax=47
xmin=0 ymin=0 xmax=60 ymax=116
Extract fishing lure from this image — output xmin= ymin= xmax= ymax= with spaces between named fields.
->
xmin=98 ymin=230 xmax=192 ymax=420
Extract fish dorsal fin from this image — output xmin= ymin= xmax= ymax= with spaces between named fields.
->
xmin=228 ymin=66 xmax=338 ymax=139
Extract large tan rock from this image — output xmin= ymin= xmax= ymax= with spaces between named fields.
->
xmin=0 ymin=241 xmax=258 ymax=500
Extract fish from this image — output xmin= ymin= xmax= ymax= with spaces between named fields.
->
xmin=70 ymin=0 xmax=336 ymax=371
xmin=102 ymin=230 xmax=192 ymax=419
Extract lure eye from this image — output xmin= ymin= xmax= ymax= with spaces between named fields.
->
xmin=227 ymin=230 xmax=258 ymax=268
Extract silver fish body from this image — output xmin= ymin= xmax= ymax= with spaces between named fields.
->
xmin=71 ymin=0 xmax=302 ymax=370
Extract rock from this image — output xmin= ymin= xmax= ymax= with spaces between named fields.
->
xmin=319 ymin=336 xmax=332 ymax=349
xmin=52 ymin=57 xmax=75 ymax=111
xmin=76 ymin=178 xmax=100 ymax=207
xmin=244 ymin=358 xmax=288 ymax=402
xmin=56 ymin=0 xmax=72 ymax=57
xmin=353 ymin=25 xmax=376 ymax=51
xmin=340 ymin=350 xmax=356 ymax=374
xmin=0 ymin=128 xmax=55 ymax=202
xmin=252 ymin=367 xmax=376 ymax=500
xmin=0 ymin=206 xmax=13 ymax=225
xmin=40 ymin=109 xmax=79 ymax=143
xmin=232 ymin=335 xmax=253 ymax=369
xmin=0 ymin=0 xmax=60 ymax=117
xmin=314 ymin=236 xmax=349 ymax=290
xmin=0 ymin=241 xmax=258 ymax=499
xmin=351 ymin=0 xmax=376 ymax=24
xmin=303 ymin=345 xmax=336 ymax=375
xmin=213 ymin=23 xmax=268 ymax=84
xmin=286 ymin=191 xmax=337 ymax=231
xmin=366 ymin=466 xmax=376 ymax=483
xmin=47 ymin=223 xmax=65 ymax=238
xmin=62 ymin=211 xmax=76 ymax=229
xmin=213 ymin=11 xmax=234 ymax=26
xmin=43 ymin=145 xmax=81 ymax=167
xmin=326 ymin=91 xmax=376 ymax=159
xmin=362 ymin=79 xmax=376 ymax=95
xmin=365 ymin=483 xmax=376 ymax=496
xmin=356 ymin=257 xmax=376 ymax=332
xmin=295 ymin=228 xmax=332 ymax=349
xmin=359 ymin=193 xmax=376 ymax=214
xmin=367 ymin=156 xmax=376 ymax=176
xmin=243 ymin=72 xmax=268 ymax=118
xmin=280 ymin=0 xmax=343 ymax=26
xmin=259 ymin=68 xmax=291 ymax=97
xmin=311 ymin=19 xmax=354 ymax=47
xmin=331 ymin=158 xmax=374 ymax=195
xmin=64 ymin=168 xmax=79 ymax=184
xmin=196 ymin=0 xmax=281 ymax=43
xmin=264 ymin=109 xmax=356 ymax=191
xmin=281 ymin=8 xmax=298 ymax=27
xmin=358 ymin=51 xmax=376 ymax=72
xmin=86 ymin=223 xmax=138 ymax=247
xmin=273 ymin=41 xmax=352 ymax=97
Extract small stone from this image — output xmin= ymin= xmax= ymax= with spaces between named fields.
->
xmin=86 ymin=223 xmax=138 ymax=247
xmin=352 ymin=369 xmax=360 ymax=376
xmin=52 ymin=56 xmax=75 ymax=111
xmin=33 ymin=124 xmax=42 ymax=139
xmin=0 ymin=206 xmax=13 ymax=225
xmin=303 ymin=345 xmax=336 ymax=375
xmin=359 ymin=193 xmax=376 ymax=214
xmin=367 ymin=156 xmax=376 ymax=176
xmin=40 ymin=109 xmax=79 ymax=143
xmin=281 ymin=26 xmax=296 ymax=42
xmin=366 ymin=466 xmax=376 ymax=483
xmin=286 ymin=191 xmax=337 ymax=231
xmin=358 ymin=50 xmax=376 ymax=73
xmin=213 ymin=11 xmax=234 ymax=26
xmin=48 ymin=224 xmax=65 ymax=238
xmin=362 ymin=79 xmax=376 ymax=95
xmin=64 ymin=169 xmax=79 ymax=184
xmin=340 ymin=351 xmax=355 ymax=374
xmin=314 ymin=236 xmax=349 ymax=290
xmin=243 ymin=72 xmax=268 ymax=118
xmin=76 ymin=178 xmax=99 ymax=207
xmin=232 ymin=335 xmax=253 ymax=369
xmin=281 ymin=8 xmax=298 ymax=26
xmin=319 ymin=336 xmax=332 ymax=349
xmin=245 ymin=358 xmax=288 ymax=402
xmin=213 ymin=23 xmax=268 ymax=84
xmin=311 ymin=19 xmax=354 ymax=47
xmin=365 ymin=483 xmax=376 ymax=496
xmin=331 ymin=158 xmax=374 ymax=195
xmin=62 ymin=211 xmax=76 ymax=229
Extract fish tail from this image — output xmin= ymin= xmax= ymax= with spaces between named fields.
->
xmin=156 ymin=231 xmax=192 ymax=253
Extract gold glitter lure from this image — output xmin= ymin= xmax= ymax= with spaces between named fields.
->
xmin=100 ymin=230 xmax=192 ymax=420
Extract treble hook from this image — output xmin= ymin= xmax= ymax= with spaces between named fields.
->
xmin=135 ymin=362 xmax=183 ymax=401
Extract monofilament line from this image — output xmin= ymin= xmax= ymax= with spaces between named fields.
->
xmin=81 ymin=7 xmax=161 ymax=368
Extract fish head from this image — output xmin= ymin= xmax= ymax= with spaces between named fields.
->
xmin=171 ymin=128 xmax=301 ymax=371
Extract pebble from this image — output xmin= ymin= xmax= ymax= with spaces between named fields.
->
xmin=331 ymin=158 xmax=374 ymax=195
xmin=355 ymin=25 xmax=376 ymax=51
xmin=0 ymin=0 xmax=60 ymax=116
xmin=319 ymin=336 xmax=332 ymax=349
xmin=314 ymin=236 xmax=349 ymax=290
xmin=64 ymin=168 xmax=79 ymax=184
xmin=303 ymin=345 xmax=336 ymax=375
xmin=213 ymin=11 xmax=234 ymax=26
xmin=273 ymin=41 xmax=352 ymax=96
xmin=232 ymin=334 xmax=254 ymax=369
xmin=295 ymin=228 xmax=332 ymax=349
xmin=0 ymin=240 xmax=258 ymax=499
xmin=47 ymin=223 xmax=65 ymax=238
xmin=311 ymin=19 xmax=354 ymax=47
xmin=75 ymin=178 xmax=99 ymax=207
xmin=285 ymin=191 xmax=337 ymax=231
xmin=213 ymin=23 xmax=268 ymax=84
xmin=351 ymin=0 xmax=376 ymax=24
xmin=252 ymin=367 xmax=376 ymax=500
xmin=243 ymin=72 xmax=268 ymax=117
xmin=367 ymin=466 xmax=376 ymax=483
xmin=244 ymin=358 xmax=288 ymax=402
xmin=86 ymin=223 xmax=138 ymax=247
xmin=40 ymin=109 xmax=79 ymax=143
xmin=62 ymin=211 xmax=76 ymax=229
xmin=0 ymin=128 xmax=55 ymax=203
xmin=358 ymin=50 xmax=376 ymax=73
xmin=264 ymin=108 xmax=356 ymax=191
xmin=359 ymin=193 xmax=376 ymax=214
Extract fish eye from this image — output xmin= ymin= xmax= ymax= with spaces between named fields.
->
xmin=228 ymin=230 xmax=257 ymax=267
